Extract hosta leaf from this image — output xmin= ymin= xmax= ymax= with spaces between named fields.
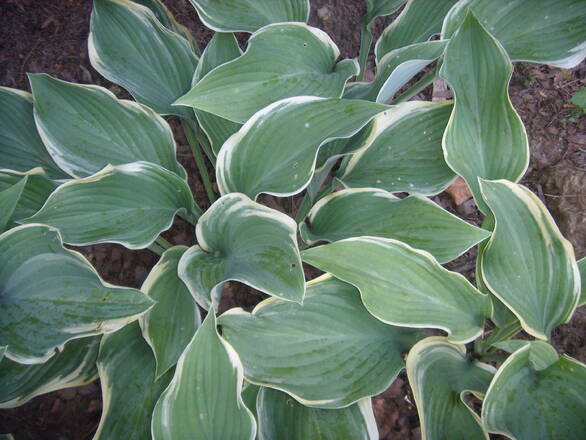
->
xmin=578 ymin=258 xmax=586 ymax=305
xmin=187 ymin=0 xmax=309 ymax=33
xmin=345 ymin=40 xmax=447 ymax=103
xmin=0 ymin=87 xmax=66 ymax=179
xmin=0 ymin=224 xmax=153 ymax=363
xmin=314 ymin=124 xmax=374 ymax=172
xmin=132 ymin=0 xmax=199 ymax=52
xmin=152 ymin=312 xmax=256 ymax=440
xmin=219 ymin=275 xmax=424 ymax=409
xmin=439 ymin=12 xmax=529 ymax=214
xmin=406 ymin=337 xmax=494 ymax=440
xmin=479 ymin=179 xmax=579 ymax=340
xmin=491 ymin=339 xmax=529 ymax=354
xmin=176 ymin=24 xmax=359 ymax=124
xmin=375 ymin=0 xmax=458 ymax=62
xmin=95 ymin=322 xmax=172 ymax=440
xmin=482 ymin=341 xmax=586 ymax=439
xmin=216 ymin=97 xmax=387 ymax=198
xmin=22 ymin=162 xmax=196 ymax=249
xmin=365 ymin=0 xmax=406 ymax=25
xmin=0 ymin=336 xmax=99 ymax=409
xmin=474 ymin=218 xmax=520 ymax=330
xmin=178 ymin=193 xmax=304 ymax=309
xmin=29 ymin=74 xmax=185 ymax=179
xmin=442 ymin=0 xmax=586 ymax=68
xmin=339 ymin=100 xmax=456 ymax=195
xmin=0 ymin=177 xmax=26 ymax=232
xmin=302 ymin=237 xmax=489 ymax=343
xmin=257 ymin=388 xmax=378 ymax=440
xmin=358 ymin=0 xmax=407 ymax=82
xmin=299 ymin=188 xmax=489 ymax=263
xmin=241 ymin=384 xmax=260 ymax=419
xmin=89 ymin=0 xmax=198 ymax=116
xmin=192 ymin=32 xmax=242 ymax=156
xmin=139 ymin=246 xmax=201 ymax=379
xmin=0 ymin=168 xmax=57 ymax=221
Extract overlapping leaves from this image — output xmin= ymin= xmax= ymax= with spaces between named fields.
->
xmin=0 ymin=224 xmax=152 ymax=363
xmin=176 ymin=23 xmax=358 ymax=123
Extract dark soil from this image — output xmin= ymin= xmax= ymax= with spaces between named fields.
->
xmin=0 ymin=1 xmax=584 ymax=439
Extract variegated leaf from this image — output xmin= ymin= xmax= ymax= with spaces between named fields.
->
xmin=0 ymin=168 xmax=57 ymax=221
xmin=187 ymin=0 xmax=309 ymax=33
xmin=346 ymin=41 xmax=447 ymax=103
xmin=216 ymin=97 xmax=387 ymax=199
xmin=375 ymin=0 xmax=458 ymax=62
xmin=407 ymin=337 xmax=494 ymax=440
xmin=176 ymin=24 xmax=358 ymax=124
xmin=140 ymin=246 xmax=201 ymax=379
xmin=0 ymin=87 xmax=66 ymax=178
xmin=192 ymin=32 xmax=242 ymax=156
xmin=132 ymin=0 xmax=199 ymax=52
xmin=95 ymin=322 xmax=172 ymax=439
xmin=339 ymin=100 xmax=456 ymax=195
xmin=0 ymin=337 xmax=99 ymax=408
xmin=219 ymin=275 xmax=424 ymax=409
xmin=257 ymin=388 xmax=378 ymax=440
xmin=89 ymin=0 xmax=198 ymax=116
xmin=442 ymin=0 xmax=586 ymax=68
xmin=152 ymin=312 xmax=256 ymax=440
xmin=439 ymin=12 xmax=529 ymax=214
xmin=178 ymin=193 xmax=304 ymax=309
xmin=0 ymin=177 xmax=27 ymax=232
xmin=22 ymin=162 xmax=196 ymax=249
xmin=0 ymin=224 xmax=153 ymax=363
xmin=479 ymin=179 xmax=579 ymax=340
xmin=482 ymin=341 xmax=586 ymax=439
xmin=29 ymin=74 xmax=185 ymax=178
xmin=302 ymin=237 xmax=489 ymax=343
xmin=300 ymin=188 xmax=489 ymax=263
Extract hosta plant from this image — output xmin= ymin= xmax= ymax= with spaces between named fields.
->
xmin=1 ymin=0 xmax=585 ymax=438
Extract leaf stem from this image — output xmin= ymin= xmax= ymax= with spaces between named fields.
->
xmin=479 ymin=320 xmax=523 ymax=352
xmin=473 ymin=351 xmax=508 ymax=364
xmin=294 ymin=161 xmax=336 ymax=223
xmin=181 ymin=118 xmax=217 ymax=204
xmin=155 ymin=236 xmax=173 ymax=250
xmin=357 ymin=22 xmax=373 ymax=82
xmin=392 ymin=69 xmax=436 ymax=104
xmin=147 ymin=242 xmax=165 ymax=256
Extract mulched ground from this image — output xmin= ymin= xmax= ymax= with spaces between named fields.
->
xmin=0 ymin=1 xmax=584 ymax=439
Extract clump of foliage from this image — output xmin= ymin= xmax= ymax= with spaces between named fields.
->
xmin=1 ymin=0 xmax=585 ymax=439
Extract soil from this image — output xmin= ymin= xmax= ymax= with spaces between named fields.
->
xmin=0 ymin=1 xmax=584 ymax=439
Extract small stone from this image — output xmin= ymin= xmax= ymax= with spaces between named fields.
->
xmin=445 ymin=177 xmax=473 ymax=205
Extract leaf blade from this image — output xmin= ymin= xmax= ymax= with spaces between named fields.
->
xmin=21 ymin=162 xmax=196 ymax=249
xmin=216 ymin=97 xmax=387 ymax=199
xmin=300 ymin=188 xmax=490 ymax=263
xmin=178 ymin=193 xmax=304 ymax=309
xmin=176 ymin=23 xmax=358 ymax=124
xmin=151 ymin=312 xmax=256 ymax=440
xmin=439 ymin=12 xmax=529 ymax=214
xmin=0 ymin=224 xmax=153 ymax=363
xmin=302 ymin=237 xmax=489 ymax=343
xmin=219 ymin=275 xmax=424 ymax=409
xmin=89 ymin=0 xmax=198 ymax=116
xmin=479 ymin=179 xmax=579 ymax=339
